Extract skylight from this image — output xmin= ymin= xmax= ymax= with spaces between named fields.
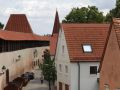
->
xmin=82 ymin=44 xmax=92 ymax=53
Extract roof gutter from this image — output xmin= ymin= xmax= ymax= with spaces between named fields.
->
xmin=77 ymin=62 xmax=80 ymax=90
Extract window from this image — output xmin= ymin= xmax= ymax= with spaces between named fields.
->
xmin=33 ymin=49 xmax=38 ymax=58
xmin=82 ymin=44 xmax=92 ymax=53
xmin=90 ymin=66 xmax=97 ymax=75
xmin=62 ymin=45 xmax=64 ymax=53
xmin=65 ymin=65 xmax=68 ymax=73
xmin=59 ymin=64 xmax=62 ymax=72
xmin=104 ymin=84 xmax=109 ymax=90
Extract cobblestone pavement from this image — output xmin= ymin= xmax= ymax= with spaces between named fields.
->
xmin=22 ymin=69 xmax=49 ymax=90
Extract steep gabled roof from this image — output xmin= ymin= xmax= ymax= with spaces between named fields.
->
xmin=98 ymin=18 xmax=120 ymax=72
xmin=62 ymin=24 xmax=110 ymax=62
xmin=5 ymin=14 xmax=33 ymax=33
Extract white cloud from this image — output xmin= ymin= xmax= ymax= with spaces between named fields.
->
xmin=0 ymin=0 xmax=116 ymax=35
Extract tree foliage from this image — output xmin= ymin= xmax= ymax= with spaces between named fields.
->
xmin=62 ymin=6 xmax=105 ymax=23
xmin=0 ymin=22 xmax=4 ymax=28
xmin=105 ymin=0 xmax=120 ymax=22
xmin=40 ymin=49 xmax=56 ymax=90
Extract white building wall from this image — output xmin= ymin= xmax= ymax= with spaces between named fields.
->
xmin=55 ymin=28 xmax=100 ymax=90
xmin=70 ymin=63 xmax=78 ymax=90
xmin=0 ymin=46 xmax=49 ymax=90
xmin=71 ymin=62 xmax=99 ymax=90
xmin=55 ymin=29 xmax=71 ymax=90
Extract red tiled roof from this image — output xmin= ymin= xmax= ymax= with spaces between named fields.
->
xmin=62 ymin=24 xmax=110 ymax=62
xmin=98 ymin=18 xmax=120 ymax=72
xmin=50 ymin=34 xmax=58 ymax=55
xmin=5 ymin=14 xmax=33 ymax=33
xmin=0 ymin=29 xmax=50 ymax=41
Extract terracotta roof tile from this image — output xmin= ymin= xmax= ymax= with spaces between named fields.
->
xmin=5 ymin=14 xmax=33 ymax=33
xmin=62 ymin=24 xmax=110 ymax=62
xmin=98 ymin=18 xmax=119 ymax=72
xmin=0 ymin=29 xmax=50 ymax=41
xmin=50 ymin=34 xmax=58 ymax=55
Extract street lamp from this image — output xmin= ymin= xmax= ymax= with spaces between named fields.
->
xmin=2 ymin=65 xmax=6 ymax=74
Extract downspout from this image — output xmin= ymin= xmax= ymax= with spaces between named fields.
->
xmin=77 ymin=62 xmax=80 ymax=90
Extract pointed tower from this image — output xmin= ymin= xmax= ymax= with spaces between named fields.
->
xmin=5 ymin=14 xmax=33 ymax=33
xmin=52 ymin=10 xmax=60 ymax=35
xmin=50 ymin=10 xmax=60 ymax=57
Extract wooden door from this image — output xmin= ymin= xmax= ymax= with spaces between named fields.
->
xmin=65 ymin=84 xmax=69 ymax=90
xmin=6 ymin=69 xmax=9 ymax=84
xmin=59 ymin=82 xmax=62 ymax=90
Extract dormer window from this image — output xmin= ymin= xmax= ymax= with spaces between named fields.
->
xmin=82 ymin=44 xmax=92 ymax=53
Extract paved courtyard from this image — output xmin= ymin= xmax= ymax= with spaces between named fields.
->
xmin=22 ymin=69 xmax=49 ymax=90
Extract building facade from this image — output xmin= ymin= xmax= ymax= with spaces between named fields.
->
xmin=55 ymin=23 xmax=110 ymax=90
xmin=0 ymin=14 xmax=50 ymax=90
xmin=100 ymin=18 xmax=120 ymax=90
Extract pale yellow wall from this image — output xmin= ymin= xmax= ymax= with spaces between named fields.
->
xmin=0 ymin=46 xmax=49 ymax=90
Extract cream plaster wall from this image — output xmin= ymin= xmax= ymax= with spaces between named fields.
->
xmin=0 ymin=46 xmax=49 ymax=90
xmin=55 ymin=28 xmax=71 ymax=90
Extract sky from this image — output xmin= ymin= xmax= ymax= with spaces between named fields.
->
xmin=0 ymin=0 xmax=116 ymax=35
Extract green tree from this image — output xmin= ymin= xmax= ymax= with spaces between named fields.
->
xmin=62 ymin=6 xmax=105 ymax=23
xmin=40 ymin=49 xmax=56 ymax=90
xmin=105 ymin=0 xmax=120 ymax=22
xmin=0 ymin=22 xmax=4 ymax=28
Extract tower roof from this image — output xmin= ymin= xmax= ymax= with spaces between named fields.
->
xmin=52 ymin=11 xmax=60 ymax=35
xmin=5 ymin=14 xmax=33 ymax=33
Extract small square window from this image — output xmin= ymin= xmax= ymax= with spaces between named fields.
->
xmin=90 ymin=66 xmax=97 ymax=75
xmin=83 ymin=44 xmax=92 ymax=53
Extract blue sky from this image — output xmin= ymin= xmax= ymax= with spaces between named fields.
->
xmin=0 ymin=0 xmax=116 ymax=35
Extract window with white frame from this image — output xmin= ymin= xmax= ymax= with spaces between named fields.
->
xmin=65 ymin=65 xmax=68 ymax=73
xmin=82 ymin=44 xmax=92 ymax=53
xmin=90 ymin=66 xmax=97 ymax=75
xmin=59 ymin=64 xmax=62 ymax=72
